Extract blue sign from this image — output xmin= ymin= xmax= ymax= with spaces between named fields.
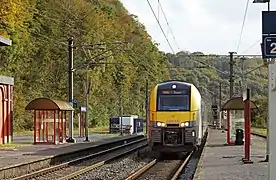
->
xmin=262 ymin=11 xmax=276 ymax=34
xmin=262 ymin=35 xmax=276 ymax=58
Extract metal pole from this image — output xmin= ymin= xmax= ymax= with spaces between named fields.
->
xmin=265 ymin=0 xmax=270 ymax=162
xmin=145 ymin=79 xmax=149 ymax=134
xmin=265 ymin=64 xmax=271 ymax=162
xmin=84 ymin=69 xmax=89 ymax=141
xmin=243 ymin=88 xmax=253 ymax=164
xmin=268 ymin=62 xmax=276 ymax=180
xmin=67 ymin=37 xmax=75 ymax=143
xmin=241 ymin=57 xmax=245 ymax=92
xmin=229 ymin=52 xmax=235 ymax=99
xmin=120 ymin=88 xmax=123 ymax=136
xmin=219 ymin=83 xmax=222 ymax=129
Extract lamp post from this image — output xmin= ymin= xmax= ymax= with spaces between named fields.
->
xmin=67 ymin=37 xmax=75 ymax=143
xmin=66 ymin=38 xmax=129 ymax=143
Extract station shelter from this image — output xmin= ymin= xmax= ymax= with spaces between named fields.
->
xmin=25 ymin=98 xmax=74 ymax=145
xmin=222 ymin=97 xmax=257 ymax=145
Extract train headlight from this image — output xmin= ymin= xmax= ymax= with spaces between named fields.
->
xmin=156 ymin=122 xmax=166 ymax=127
xmin=180 ymin=122 xmax=190 ymax=127
xmin=157 ymin=122 xmax=162 ymax=126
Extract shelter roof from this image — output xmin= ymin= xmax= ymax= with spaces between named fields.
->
xmin=222 ymin=97 xmax=257 ymax=110
xmin=25 ymin=98 xmax=74 ymax=111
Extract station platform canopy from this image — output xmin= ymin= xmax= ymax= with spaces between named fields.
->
xmin=222 ymin=97 xmax=257 ymax=110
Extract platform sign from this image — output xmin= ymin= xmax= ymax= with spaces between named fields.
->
xmin=262 ymin=11 xmax=276 ymax=35
xmin=262 ymin=35 xmax=276 ymax=59
xmin=81 ymin=106 xmax=86 ymax=112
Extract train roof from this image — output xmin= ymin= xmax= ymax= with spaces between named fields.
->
xmin=157 ymin=80 xmax=193 ymax=90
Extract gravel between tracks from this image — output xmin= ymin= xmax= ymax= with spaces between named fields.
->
xmin=77 ymin=155 xmax=150 ymax=180
xmin=30 ymin=141 xmax=147 ymax=180
xmin=136 ymin=160 xmax=182 ymax=180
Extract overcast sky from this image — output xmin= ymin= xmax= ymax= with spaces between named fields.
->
xmin=119 ymin=0 xmax=275 ymax=55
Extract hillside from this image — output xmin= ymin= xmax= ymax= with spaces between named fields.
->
xmin=0 ymin=0 xmax=169 ymax=130
xmin=166 ymin=51 xmax=268 ymax=127
xmin=0 ymin=0 xmax=267 ymax=131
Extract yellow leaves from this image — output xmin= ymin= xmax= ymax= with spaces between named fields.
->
xmin=0 ymin=0 xmax=34 ymax=31
xmin=1 ymin=0 xmax=170 ymax=130
xmin=0 ymin=30 xmax=8 ymax=37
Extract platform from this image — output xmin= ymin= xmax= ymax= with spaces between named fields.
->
xmin=194 ymin=129 xmax=267 ymax=180
xmin=0 ymin=133 xmax=138 ymax=170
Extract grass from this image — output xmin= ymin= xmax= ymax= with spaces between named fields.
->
xmin=251 ymin=127 xmax=267 ymax=136
xmin=13 ymin=130 xmax=33 ymax=136
xmin=13 ymin=126 xmax=110 ymax=136
xmin=0 ymin=142 xmax=32 ymax=150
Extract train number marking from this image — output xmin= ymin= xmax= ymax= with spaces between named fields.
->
xmin=166 ymin=120 xmax=179 ymax=124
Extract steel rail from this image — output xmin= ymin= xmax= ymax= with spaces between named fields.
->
xmin=125 ymin=159 xmax=157 ymax=180
xmin=125 ymin=151 xmax=193 ymax=180
xmin=59 ymin=142 xmax=148 ymax=180
xmin=11 ymin=137 xmax=147 ymax=180
xmin=171 ymin=151 xmax=193 ymax=180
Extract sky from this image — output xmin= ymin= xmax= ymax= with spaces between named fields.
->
xmin=119 ymin=0 xmax=275 ymax=55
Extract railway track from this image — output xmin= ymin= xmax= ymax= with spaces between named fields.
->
xmin=126 ymin=151 xmax=193 ymax=180
xmin=10 ymin=137 xmax=147 ymax=180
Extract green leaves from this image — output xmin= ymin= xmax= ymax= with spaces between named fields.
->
xmin=1 ymin=0 xmax=168 ymax=131
xmin=167 ymin=52 xmax=268 ymax=128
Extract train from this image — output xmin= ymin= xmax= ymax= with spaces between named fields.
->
xmin=147 ymin=80 xmax=210 ymax=153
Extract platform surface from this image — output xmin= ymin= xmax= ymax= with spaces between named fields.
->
xmin=194 ymin=129 xmax=268 ymax=180
xmin=0 ymin=133 xmax=138 ymax=170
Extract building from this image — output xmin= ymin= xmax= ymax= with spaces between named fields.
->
xmin=0 ymin=35 xmax=13 ymax=144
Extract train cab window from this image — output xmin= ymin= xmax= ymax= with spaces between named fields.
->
xmin=157 ymin=94 xmax=190 ymax=111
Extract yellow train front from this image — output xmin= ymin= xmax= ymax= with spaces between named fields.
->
xmin=148 ymin=80 xmax=208 ymax=153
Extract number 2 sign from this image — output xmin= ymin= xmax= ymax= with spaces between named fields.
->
xmin=263 ymin=36 xmax=276 ymax=58
xmin=270 ymin=43 xmax=276 ymax=54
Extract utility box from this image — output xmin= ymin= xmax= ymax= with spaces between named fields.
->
xmin=109 ymin=115 xmax=143 ymax=134
xmin=133 ymin=118 xmax=144 ymax=134
xmin=119 ymin=115 xmax=138 ymax=134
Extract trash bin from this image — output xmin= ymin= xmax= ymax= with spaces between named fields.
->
xmin=235 ymin=129 xmax=244 ymax=145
